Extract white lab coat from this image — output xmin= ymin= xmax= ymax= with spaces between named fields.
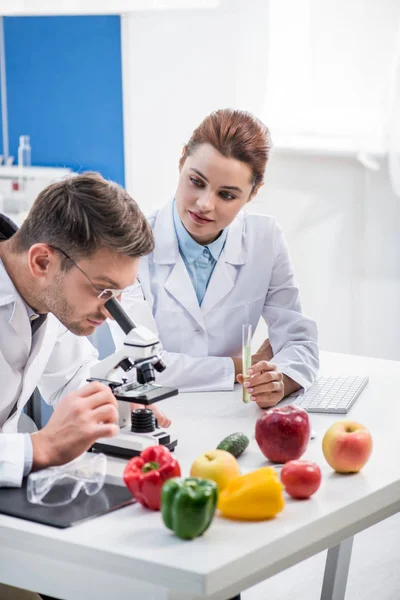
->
xmin=0 ymin=260 xmax=98 ymax=487
xmin=110 ymin=200 xmax=319 ymax=393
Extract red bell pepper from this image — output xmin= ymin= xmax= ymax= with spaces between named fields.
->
xmin=123 ymin=446 xmax=181 ymax=510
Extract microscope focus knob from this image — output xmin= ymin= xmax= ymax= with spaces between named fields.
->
xmin=131 ymin=408 xmax=156 ymax=433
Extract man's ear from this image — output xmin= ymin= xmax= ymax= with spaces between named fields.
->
xmin=247 ymin=182 xmax=264 ymax=202
xmin=28 ymin=244 xmax=56 ymax=278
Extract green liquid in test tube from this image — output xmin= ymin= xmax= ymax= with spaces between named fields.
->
xmin=242 ymin=324 xmax=252 ymax=403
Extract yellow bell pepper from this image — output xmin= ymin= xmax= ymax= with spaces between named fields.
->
xmin=217 ymin=466 xmax=285 ymax=521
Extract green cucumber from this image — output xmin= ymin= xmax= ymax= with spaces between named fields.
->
xmin=217 ymin=432 xmax=249 ymax=458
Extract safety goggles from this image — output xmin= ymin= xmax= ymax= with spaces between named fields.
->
xmin=27 ymin=452 xmax=107 ymax=507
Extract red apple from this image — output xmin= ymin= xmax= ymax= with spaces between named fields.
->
xmin=281 ymin=460 xmax=321 ymax=499
xmin=255 ymin=405 xmax=310 ymax=464
xmin=322 ymin=420 xmax=372 ymax=473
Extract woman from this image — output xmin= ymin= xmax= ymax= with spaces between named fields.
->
xmin=111 ymin=109 xmax=319 ymax=410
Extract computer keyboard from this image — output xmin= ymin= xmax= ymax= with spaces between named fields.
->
xmin=290 ymin=376 xmax=369 ymax=414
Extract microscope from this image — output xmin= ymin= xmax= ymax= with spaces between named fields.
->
xmin=89 ymin=297 xmax=178 ymax=458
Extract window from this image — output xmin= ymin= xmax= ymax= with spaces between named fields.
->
xmin=265 ymin=0 xmax=400 ymax=145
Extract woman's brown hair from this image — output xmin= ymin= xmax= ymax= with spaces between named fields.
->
xmin=181 ymin=109 xmax=272 ymax=191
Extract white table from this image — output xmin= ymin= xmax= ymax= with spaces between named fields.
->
xmin=1 ymin=351 xmax=400 ymax=600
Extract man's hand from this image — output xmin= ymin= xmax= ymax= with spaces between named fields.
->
xmin=31 ymin=381 xmax=119 ymax=471
xmin=237 ymin=361 xmax=284 ymax=408
xmin=130 ymin=403 xmax=171 ymax=428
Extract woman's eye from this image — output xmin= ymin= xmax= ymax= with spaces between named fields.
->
xmin=190 ymin=176 xmax=204 ymax=187
xmin=220 ymin=191 xmax=236 ymax=201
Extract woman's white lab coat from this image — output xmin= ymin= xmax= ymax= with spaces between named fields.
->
xmin=111 ymin=199 xmax=319 ymax=393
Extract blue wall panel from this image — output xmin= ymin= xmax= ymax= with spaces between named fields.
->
xmin=1 ymin=15 xmax=125 ymax=185
xmin=0 ymin=16 xmax=126 ymax=426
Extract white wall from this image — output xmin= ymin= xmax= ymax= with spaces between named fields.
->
xmin=0 ymin=0 xmax=220 ymax=15
xmin=249 ymin=150 xmax=400 ymax=361
xmin=121 ymin=0 xmax=400 ymax=361
xmin=121 ymin=0 xmax=269 ymax=213
xmin=266 ymin=0 xmax=400 ymax=140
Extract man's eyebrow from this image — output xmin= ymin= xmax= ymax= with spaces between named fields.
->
xmin=190 ymin=168 xmax=243 ymax=193
xmin=94 ymin=277 xmax=120 ymax=289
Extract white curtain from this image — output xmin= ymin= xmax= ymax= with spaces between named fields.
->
xmin=387 ymin=21 xmax=400 ymax=198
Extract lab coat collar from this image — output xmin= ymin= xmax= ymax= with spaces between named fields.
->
xmin=0 ymin=214 xmax=19 ymax=309
xmin=153 ymin=199 xmax=247 ymax=266
xmin=0 ymin=259 xmax=18 ymax=310
xmin=153 ymin=201 xmax=203 ymax=328
xmin=207 ymin=230 xmax=228 ymax=262
xmin=223 ymin=210 xmax=247 ymax=266
xmin=151 ymin=200 xmax=248 ymax=323
xmin=164 ymin=254 xmax=205 ymax=328
xmin=153 ymin=200 xmax=179 ymax=264
xmin=1 ymin=252 xmax=44 ymax=342
xmin=0 ymin=225 xmax=40 ymax=321
xmin=0 ymin=259 xmax=31 ymax=353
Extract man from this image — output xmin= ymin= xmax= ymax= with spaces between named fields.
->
xmin=0 ymin=172 xmax=158 ymax=600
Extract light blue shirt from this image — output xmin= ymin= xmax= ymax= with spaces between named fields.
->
xmin=173 ymin=202 xmax=227 ymax=305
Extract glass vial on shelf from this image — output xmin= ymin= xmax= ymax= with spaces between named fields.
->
xmin=242 ymin=324 xmax=252 ymax=404
xmin=18 ymin=135 xmax=31 ymax=169
xmin=17 ymin=135 xmax=31 ymax=192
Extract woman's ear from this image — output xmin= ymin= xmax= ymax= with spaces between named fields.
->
xmin=247 ymin=182 xmax=264 ymax=202
xmin=178 ymin=146 xmax=187 ymax=171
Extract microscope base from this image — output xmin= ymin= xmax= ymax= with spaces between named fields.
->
xmin=92 ymin=426 xmax=178 ymax=458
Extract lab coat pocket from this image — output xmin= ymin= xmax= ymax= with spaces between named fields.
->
xmin=206 ymin=295 xmax=265 ymax=357
xmin=155 ymin=309 xmax=206 ymax=356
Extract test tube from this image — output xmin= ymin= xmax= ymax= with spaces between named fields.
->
xmin=242 ymin=324 xmax=252 ymax=403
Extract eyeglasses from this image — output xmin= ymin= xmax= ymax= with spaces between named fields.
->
xmin=49 ymin=245 xmax=127 ymax=301
xmin=27 ymin=452 xmax=107 ymax=507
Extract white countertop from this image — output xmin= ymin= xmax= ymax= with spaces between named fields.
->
xmin=1 ymin=350 xmax=399 ymax=600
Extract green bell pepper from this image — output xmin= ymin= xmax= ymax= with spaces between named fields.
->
xmin=161 ymin=477 xmax=218 ymax=540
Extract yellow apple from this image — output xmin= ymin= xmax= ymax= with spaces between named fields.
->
xmin=322 ymin=420 xmax=372 ymax=473
xmin=190 ymin=450 xmax=241 ymax=491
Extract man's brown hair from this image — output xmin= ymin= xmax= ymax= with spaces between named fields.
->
xmin=12 ymin=172 xmax=154 ymax=265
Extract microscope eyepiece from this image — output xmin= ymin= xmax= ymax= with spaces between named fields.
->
xmin=104 ymin=297 xmax=136 ymax=335
xmin=137 ymin=362 xmax=155 ymax=385
xmin=154 ymin=358 xmax=166 ymax=373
